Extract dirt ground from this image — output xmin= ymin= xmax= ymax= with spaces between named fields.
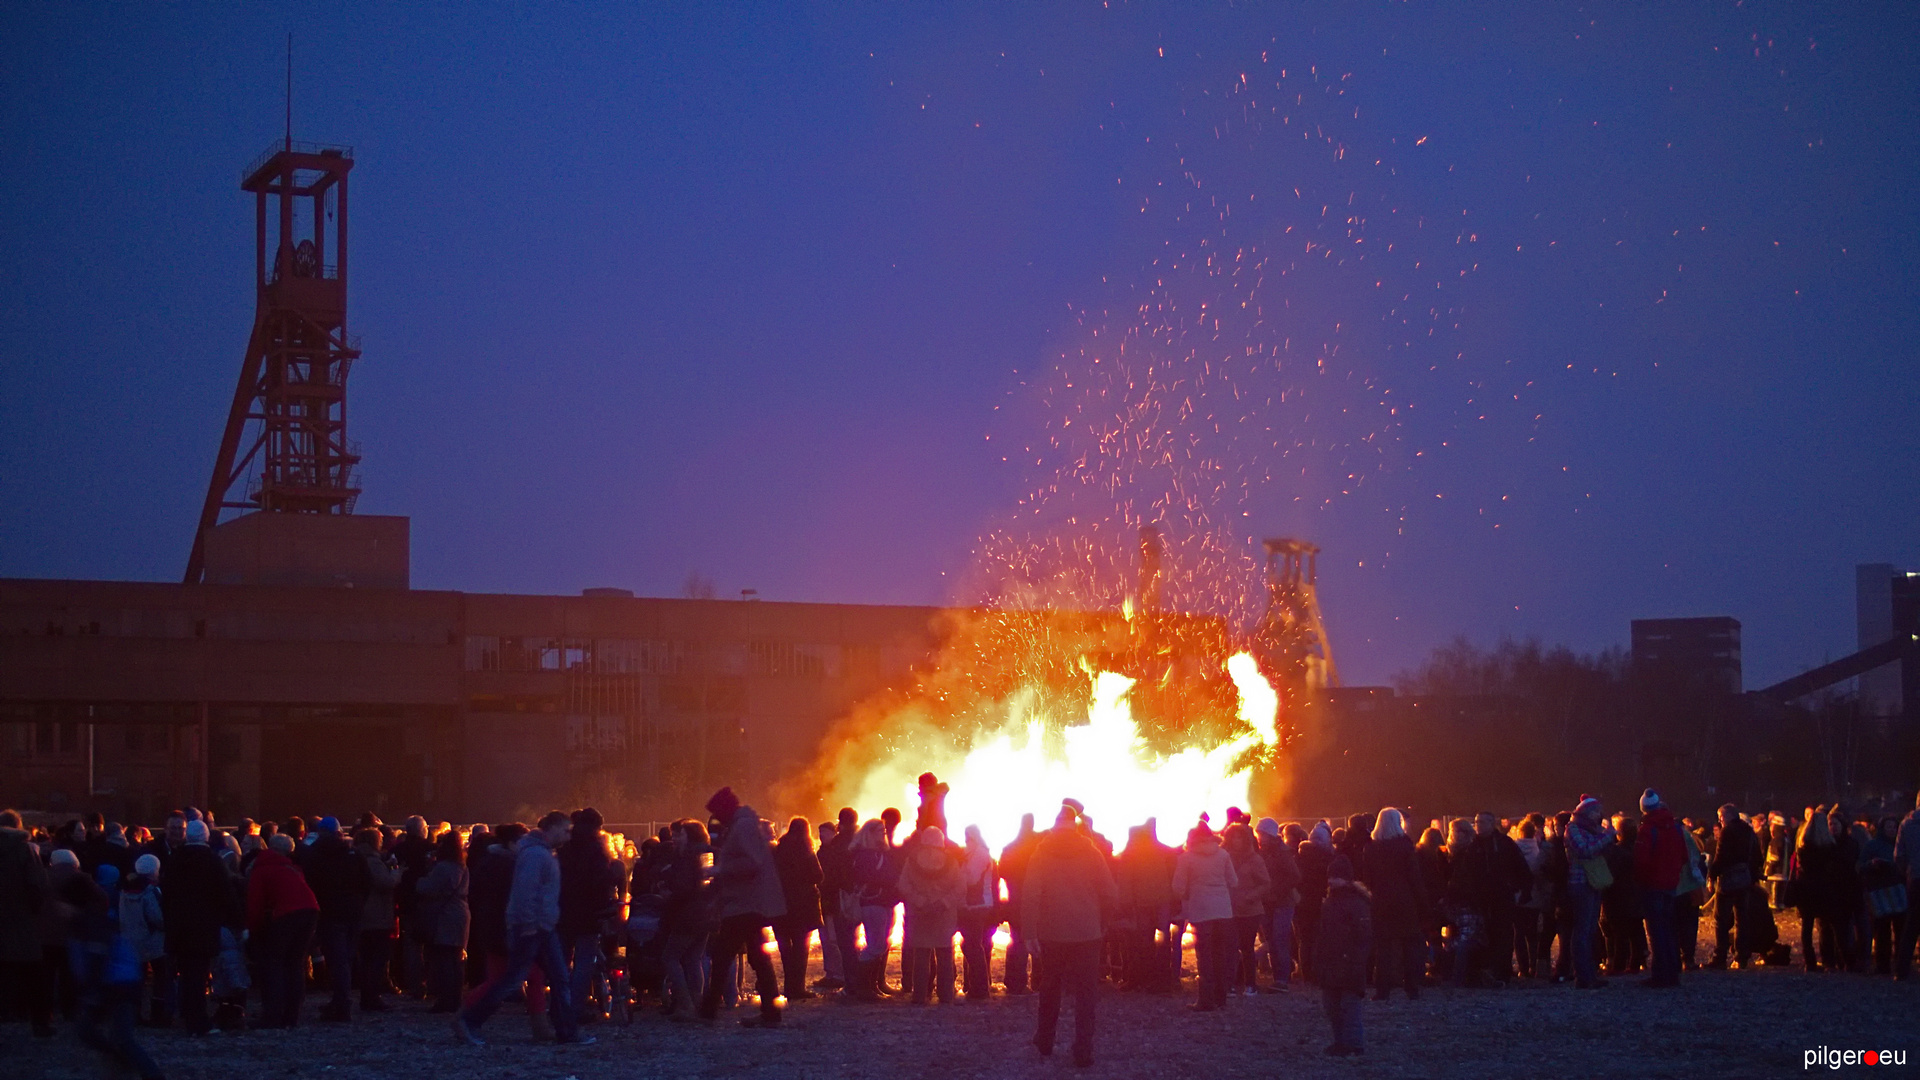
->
xmin=11 ymin=915 xmax=1914 ymax=1080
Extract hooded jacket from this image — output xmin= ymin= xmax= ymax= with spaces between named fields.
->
xmin=1223 ymin=827 xmax=1272 ymax=919
xmin=1633 ymin=806 xmax=1687 ymax=893
xmin=119 ymin=875 xmax=167 ymax=962
xmin=505 ymin=831 xmax=563 ymax=935
xmin=415 ymin=858 xmax=471 ymax=948
xmin=711 ymin=805 xmax=786 ymax=923
xmin=897 ymin=839 xmax=965 ymax=947
xmin=558 ymin=826 xmax=620 ymax=936
xmin=1314 ymin=878 xmax=1373 ymax=990
xmin=1171 ymin=834 xmax=1240 ymax=924
xmin=1361 ymin=833 xmax=1426 ymax=936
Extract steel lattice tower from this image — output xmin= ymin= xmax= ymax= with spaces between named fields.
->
xmin=185 ymin=140 xmax=361 ymax=583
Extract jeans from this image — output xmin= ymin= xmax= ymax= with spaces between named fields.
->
xmin=462 ymin=929 xmax=577 ymax=1041
xmin=1004 ymin=918 xmax=1032 ymax=992
xmin=1713 ymin=885 xmax=1754 ymax=963
xmin=771 ymin=919 xmax=812 ymax=997
xmin=462 ymin=951 xmax=546 ymax=1015
xmin=698 ymin=914 xmax=779 ymax=1021
xmin=1231 ymin=914 xmax=1263 ymax=991
xmin=820 ymin=915 xmax=845 ymax=982
xmin=1570 ymin=883 xmax=1602 ymax=986
xmin=1321 ymin=986 xmax=1364 ymax=1051
xmin=661 ymin=931 xmax=707 ymax=1013
xmin=958 ymin=909 xmax=995 ymax=998
xmin=858 ymin=905 xmax=893 ymax=963
xmin=77 ymin=984 xmax=162 ymax=1080
xmin=1192 ymin=919 xmax=1232 ymax=1006
xmin=1642 ymin=888 xmax=1680 ymax=985
xmin=1034 ymin=939 xmax=1099 ymax=1061
xmin=1264 ymin=905 xmax=1295 ymax=987
xmin=909 ymin=943 xmax=957 ymax=1004
xmin=259 ymin=910 xmax=317 ymax=1026
xmin=565 ymin=933 xmax=606 ymax=1021
xmin=317 ymin=919 xmax=355 ymax=1010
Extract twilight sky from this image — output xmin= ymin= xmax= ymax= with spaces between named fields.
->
xmin=2 ymin=2 xmax=1915 ymax=688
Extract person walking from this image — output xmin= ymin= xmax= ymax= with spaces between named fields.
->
xmin=695 ymin=788 xmax=786 ymax=1029
xmin=1316 ymin=855 xmax=1372 ymax=1057
xmin=1023 ymin=803 xmax=1117 ymax=1069
xmin=455 ymin=811 xmax=592 ymax=1046
xmin=246 ymin=834 xmax=319 ymax=1028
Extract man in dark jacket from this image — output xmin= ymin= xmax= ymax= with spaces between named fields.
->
xmin=1359 ymin=810 xmax=1426 ymax=1000
xmin=1256 ymin=818 xmax=1302 ymax=992
xmin=814 ymin=807 xmax=858 ymax=992
xmin=558 ymin=807 xmax=620 ymax=1024
xmin=1453 ymin=812 xmax=1531 ymax=986
xmin=1023 ymin=804 xmax=1117 ymax=1069
xmin=1315 ymin=855 xmax=1371 ymax=1056
xmin=161 ymin=820 xmax=235 ymax=1035
xmin=0 ymin=810 xmax=53 ymax=1036
xmin=301 ymin=817 xmax=367 ymax=1022
xmin=999 ymin=814 xmax=1040 ymax=994
xmin=695 ymin=788 xmax=786 ymax=1029
xmin=1708 ymin=804 xmax=1762 ymax=968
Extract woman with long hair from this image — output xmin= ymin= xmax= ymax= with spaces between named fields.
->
xmin=771 ymin=817 xmax=823 ymax=1001
xmin=657 ymin=819 xmax=713 ymax=1018
xmin=415 ymin=830 xmax=470 ymax=1013
xmin=846 ymin=819 xmax=894 ymax=1002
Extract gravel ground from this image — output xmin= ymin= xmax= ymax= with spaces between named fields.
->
xmin=13 ymin=918 xmax=1914 ymax=1080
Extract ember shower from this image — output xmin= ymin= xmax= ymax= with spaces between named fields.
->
xmin=780 ymin=46 xmax=1480 ymax=847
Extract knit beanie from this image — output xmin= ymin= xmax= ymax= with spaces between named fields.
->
xmin=706 ymin=786 xmax=740 ymax=822
xmin=1640 ymin=788 xmax=1663 ymax=813
xmin=184 ymin=820 xmax=210 ymax=845
xmin=1256 ymin=817 xmax=1281 ymax=838
xmin=134 ymin=853 xmax=161 ymax=877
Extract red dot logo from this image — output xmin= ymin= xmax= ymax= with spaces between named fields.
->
xmin=1866 ymin=1051 xmax=1880 ymax=1065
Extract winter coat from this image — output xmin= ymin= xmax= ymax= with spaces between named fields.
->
xmin=1117 ymin=832 xmax=1176 ymax=913
xmin=897 ymin=845 xmax=965 ymax=948
xmin=245 ymin=848 xmax=319 ymax=932
xmin=391 ymin=834 xmax=433 ymax=918
xmin=851 ymin=846 xmax=892 ymax=907
xmin=0 ymin=826 xmax=48 ymax=962
xmin=467 ymin=844 xmax=515 ymax=956
xmin=1711 ymin=817 xmax=1763 ymax=888
xmin=302 ymin=834 xmax=368 ymax=927
xmin=1361 ymin=834 xmax=1426 ymax=937
xmin=1632 ymin=807 xmax=1688 ymax=893
xmin=1313 ymin=880 xmax=1373 ymax=990
xmin=558 ymin=830 xmax=621 ymax=936
xmin=1414 ymin=844 xmax=1449 ymax=926
xmin=1258 ymin=835 xmax=1302 ymax=911
xmin=1453 ymin=832 xmax=1531 ymax=910
xmin=1225 ymin=840 xmax=1272 ymax=919
xmin=359 ymin=848 xmax=401 ymax=934
xmin=162 ymin=843 xmax=236 ymax=958
xmin=772 ymin=834 xmax=824 ymax=931
xmin=711 ymin=806 xmax=785 ymax=923
xmin=1792 ymin=842 xmax=1850 ymax=919
xmin=1171 ymin=841 xmax=1239 ymax=924
xmin=414 ymin=860 xmax=471 ymax=949
xmin=505 ymin=832 xmax=563 ymax=935
xmin=119 ymin=879 xmax=167 ymax=962
xmin=1021 ymin=826 xmax=1117 ymax=944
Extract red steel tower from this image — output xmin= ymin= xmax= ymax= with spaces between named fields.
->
xmin=184 ymin=139 xmax=361 ymax=582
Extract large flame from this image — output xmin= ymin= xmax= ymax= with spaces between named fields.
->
xmin=847 ymin=651 xmax=1280 ymax=851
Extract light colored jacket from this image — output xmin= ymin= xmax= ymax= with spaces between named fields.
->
xmin=1172 ymin=840 xmax=1239 ymax=923
xmin=898 ymin=845 xmax=965 ymax=948
xmin=712 ymin=806 xmax=786 ymax=923
xmin=360 ymin=849 xmax=401 ymax=933
xmin=505 ymin=832 xmax=562 ymax=935
xmin=120 ymin=883 xmax=166 ymax=962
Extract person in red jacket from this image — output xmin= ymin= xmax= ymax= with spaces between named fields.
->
xmin=247 ymin=835 xmax=320 ymax=1027
xmin=1632 ymin=789 xmax=1687 ymax=989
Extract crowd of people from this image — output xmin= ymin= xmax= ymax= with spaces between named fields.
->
xmin=3 ymin=778 xmax=1918 ymax=1076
